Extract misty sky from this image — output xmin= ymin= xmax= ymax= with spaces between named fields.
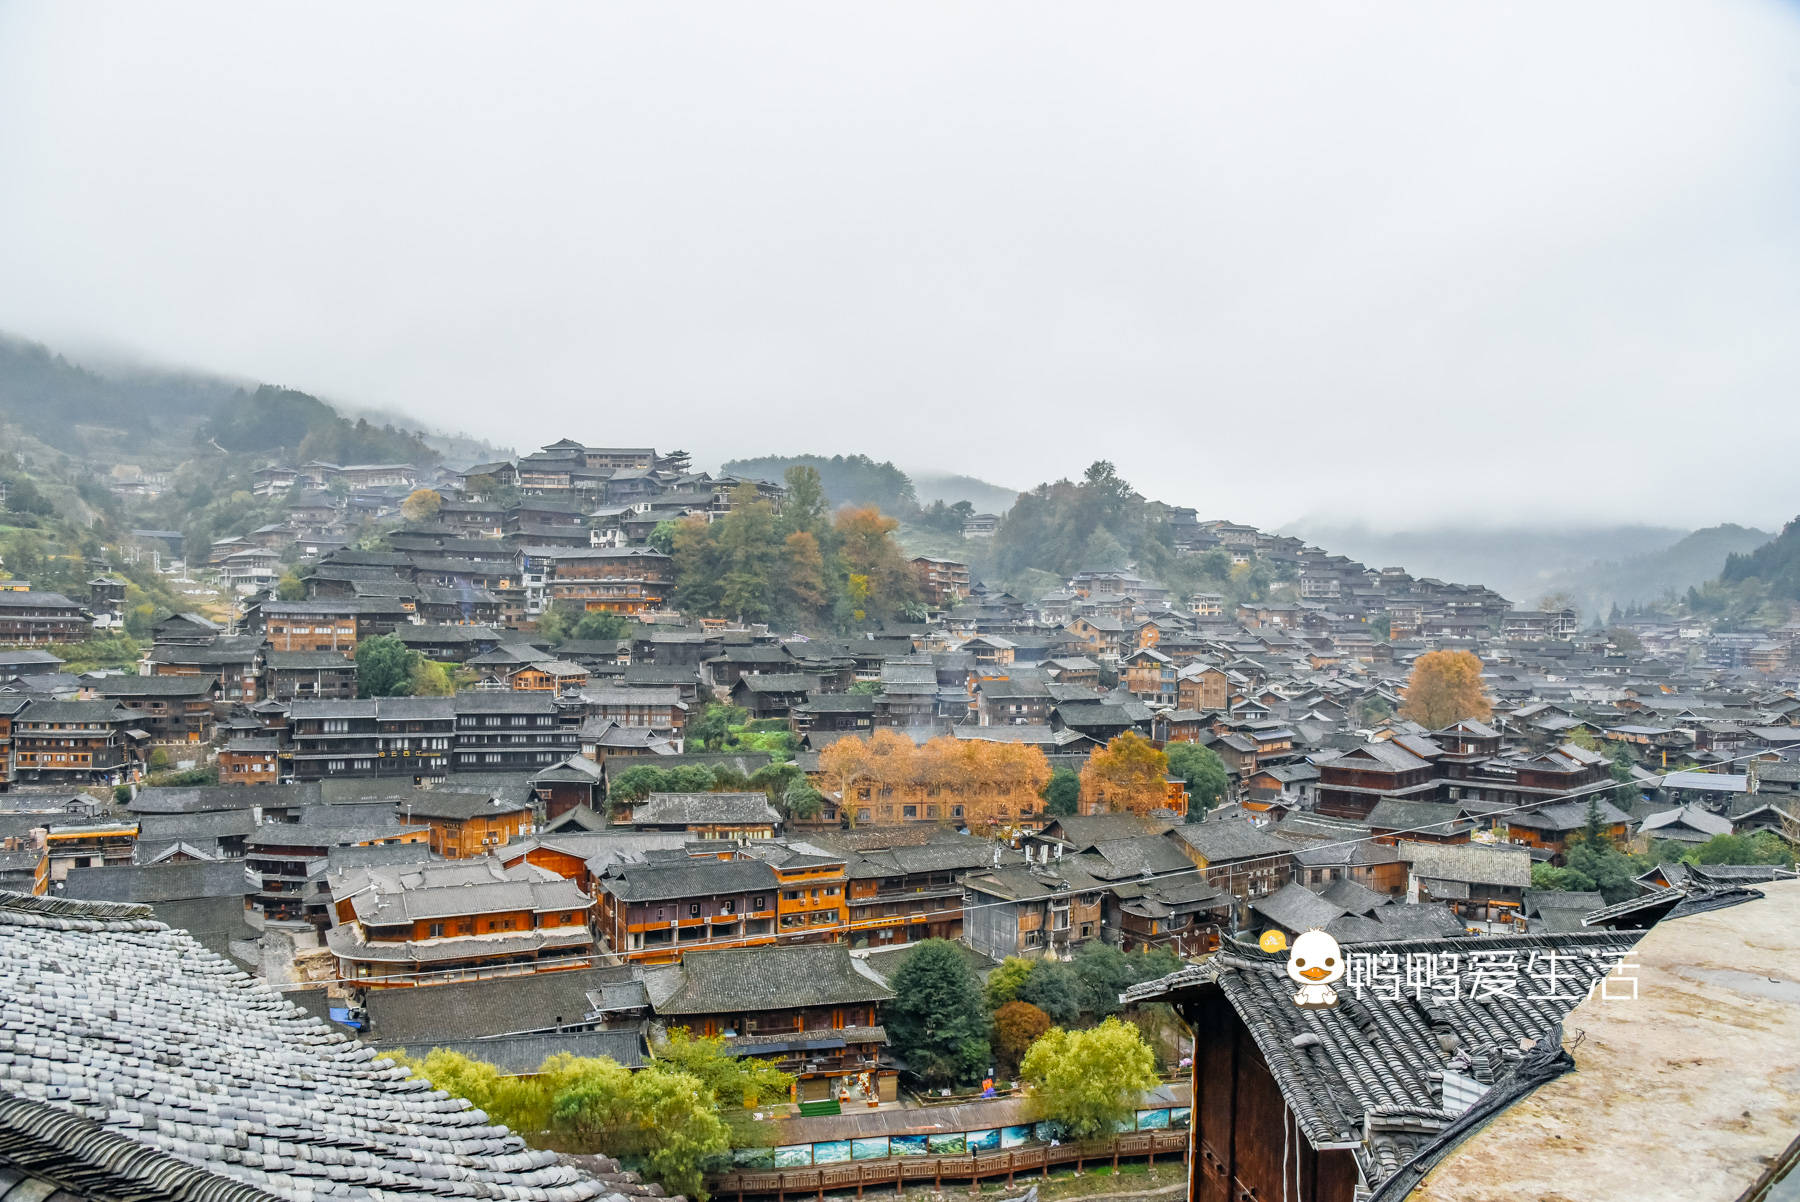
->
xmin=3 ymin=2 xmax=1800 ymax=530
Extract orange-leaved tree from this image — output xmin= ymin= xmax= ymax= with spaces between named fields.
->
xmin=993 ymin=1001 xmax=1052 ymax=1074
xmin=815 ymin=731 xmax=1049 ymax=827
xmin=400 ymin=488 xmax=442 ymax=524
xmin=1398 ymin=649 xmax=1492 ymax=728
xmin=834 ymin=506 xmax=919 ymax=622
xmin=1079 ymin=731 xmax=1171 ymax=816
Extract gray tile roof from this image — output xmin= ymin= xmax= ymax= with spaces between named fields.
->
xmin=333 ymin=858 xmax=591 ymax=925
xmin=0 ymin=890 xmax=629 ymax=1202
xmin=374 ymin=1028 xmax=647 ymax=1074
xmin=1394 ymin=840 xmax=1532 ymax=888
xmin=396 ymin=791 xmax=530 ymax=821
xmin=625 ymin=793 xmax=779 ymax=828
xmin=597 ymin=856 xmax=778 ymax=904
xmin=361 ymin=966 xmax=647 ymax=1045
xmin=1170 ymin=817 xmax=1295 ymax=865
xmin=1124 ymin=929 xmax=1639 ymax=1192
xmin=1250 ymin=881 xmax=1346 ymax=933
xmin=0 ymin=1089 xmax=280 ymax=1202
xmin=91 ymin=675 xmax=220 ymax=698
xmin=652 ymin=944 xmax=892 ymax=1015
xmin=1363 ymin=799 xmax=1473 ymax=837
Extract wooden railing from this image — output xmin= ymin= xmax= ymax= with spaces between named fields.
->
xmin=713 ymin=1128 xmax=1188 ymax=1199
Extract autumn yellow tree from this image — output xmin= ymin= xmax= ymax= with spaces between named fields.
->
xmin=780 ymin=531 xmax=828 ymax=615
xmin=834 ymin=506 xmax=919 ymax=622
xmin=816 ymin=731 xmax=1049 ymax=827
xmin=1079 ymin=731 xmax=1173 ymax=816
xmin=400 ymin=488 xmax=442 ymax=524
xmin=1398 ymin=649 xmax=1492 ymax=729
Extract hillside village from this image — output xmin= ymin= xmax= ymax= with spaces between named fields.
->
xmin=3 ymin=424 xmax=1799 ymax=1202
xmin=9 ymin=3 xmax=1800 ymax=1197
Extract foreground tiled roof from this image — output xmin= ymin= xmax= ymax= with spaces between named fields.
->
xmin=0 ymin=891 xmax=625 ymax=1202
xmin=1125 ymin=930 xmax=1638 ymax=1192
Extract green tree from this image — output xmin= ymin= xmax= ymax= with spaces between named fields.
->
xmin=1689 ymin=831 xmax=1795 ymax=867
xmin=649 ymin=1029 xmax=794 ymax=1110
xmin=356 ymin=634 xmax=418 ymax=697
xmin=1530 ymin=861 xmax=1590 ymax=892
xmin=779 ymin=465 xmax=829 ymax=537
xmin=1353 ymin=690 xmax=1389 ymax=726
xmin=686 ymin=702 xmax=745 ymax=751
xmin=715 ymin=484 xmax=783 ymax=622
xmin=1609 ymin=745 xmax=1636 ymax=781
xmin=534 ymin=599 xmax=584 ymax=642
xmin=647 ymin=519 xmax=679 ymax=555
xmin=1016 ymin=960 xmax=1083 ymax=1027
xmin=885 ymin=939 xmax=991 ymax=1088
xmin=1019 ymin=1018 xmax=1159 ymax=1140
xmin=544 ymin=1055 xmax=636 ymax=1141
xmin=1165 ymin=743 xmax=1229 ymax=818
xmin=408 ymin=657 xmax=454 ymax=697
xmin=1561 ymin=840 xmax=1643 ymax=904
xmin=985 ymin=957 xmax=1037 ymax=1010
xmin=571 ymin=610 xmax=633 ymax=641
xmin=1070 ymin=942 xmax=1182 ymax=1019
xmin=608 ymin=763 xmax=721 ymax=806
xmin=275 ymin=570 xmax=307 ymax=601
xmin=614 ymin=1069 xmax=731 ymax=1199
xmin=781 ymin=776 xmax=824 ymax=819
xmin=1042 ymin=767 xmax=1081 ymax=817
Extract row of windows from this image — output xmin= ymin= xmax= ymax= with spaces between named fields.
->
xmin=652 ymin=896 xmax=768 ymax=920
xmin=424 ymin=912 xmax=576 ymax=937
xmin=780 ymin=887 xmax=842 ymax=901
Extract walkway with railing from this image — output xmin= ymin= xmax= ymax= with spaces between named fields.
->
xmin=713 ymin=1129 xmax=1189 ymax=1201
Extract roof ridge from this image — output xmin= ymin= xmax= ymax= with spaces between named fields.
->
xmin=0 ymin=1089 xmax=280 ymax=1202
xmin=0 ymin=889 xmax=158 ymax=924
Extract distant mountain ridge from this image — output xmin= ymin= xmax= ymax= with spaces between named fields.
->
xmin=910 ymin=472 xmax=1019 ymax=515
xmin=1718 ymin=516 xmax=1800 ymax=601
xmin=0 ymin=331 xmax=503 ymax=468
xmin=0 ymin=334 xmax=232 ymax=457
xmin=1295 ymin=520 xmax=1771 ymax=620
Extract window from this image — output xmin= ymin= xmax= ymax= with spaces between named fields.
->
xmin=753 ymin=895 xmax=766 ymax=911
xmin=902 ymin=805 xmax=917 ymax=819
xmin=428 ymin=923 xmax=444 ymax=938
xmin=689 ymin=904 xmax=701 ymax=918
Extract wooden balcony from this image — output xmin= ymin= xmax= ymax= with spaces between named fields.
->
xmin=711 ymin=1129 xmax=1187 ymax=1199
